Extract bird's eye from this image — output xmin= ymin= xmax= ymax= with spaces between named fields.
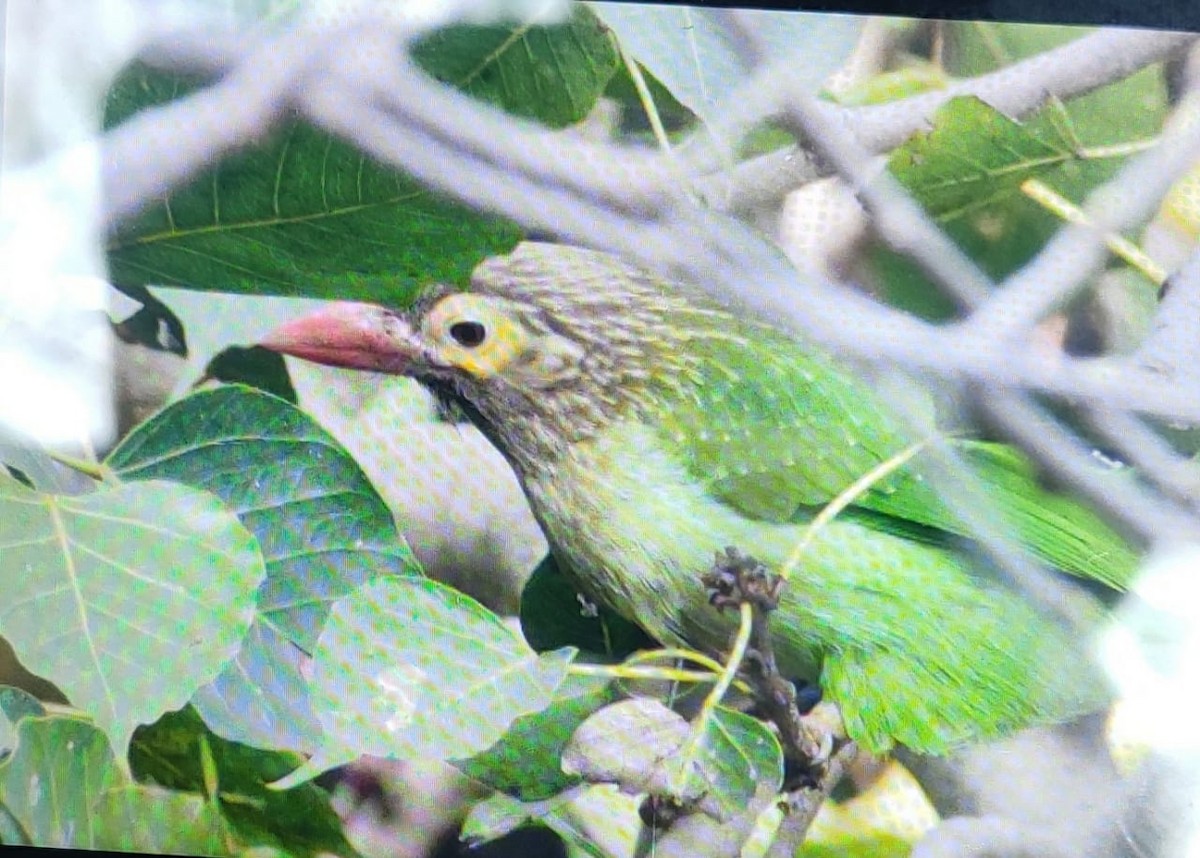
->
xmin=449 ymin=320 xmax=487 ymax=348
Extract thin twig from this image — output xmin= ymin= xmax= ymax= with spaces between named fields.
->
xmin=694 ymin=30 xmax=1197 ymax=211
xmin=765 ymin=740 xmax=859 ymax=858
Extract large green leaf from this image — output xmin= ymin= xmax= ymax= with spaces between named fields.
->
xmin=104 ymin=8 xmax=619 ymax=303
xmin=591 ymin=4 xmax=860 ymax=133
xmin=104 ymin=65 xmax=519 ymax=303
xmin=0 ymin=474 xmax=264 ymax=758
xmin=130 ymin=707 xmax=358 ymax=858
xmin=888 ymin=96 xmax=1074 ymax=221
xmin=463 ymin=785 xmax=642 ymax=858
xmin=927 ymin=24 xmax=1164 ymax=275
xmin=869 ymin=25 xmax=1168 ymax=316
xmin=91 ymin=785 xmax=230 ymax=856
xmin=0 ymin=798 xmax=27 ymax=846
xmin=108 ymin=385 xmax=419 ymax=753
xmin=2 ymin=716 xmax=231 ymax=854
xmin=413 ymin=5 xmax=619 ymax=128
xmin=457 ymin=672 xmax=613 ymax=800
xmin=276 ymin=577 xmax=574 ymax=786
xmin=0 ymin=427 xmax=92 ymax=495
xmin=0 ymin=715 xmax=125 ymax=847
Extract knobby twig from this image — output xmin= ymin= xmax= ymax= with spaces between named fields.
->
xmin=766 ymin=740 xmax=860 ymax=858
xmin=637 ymin=545 xmax=854 ymax=858
xmin=703 ymin=546 xmax=836 ymax=770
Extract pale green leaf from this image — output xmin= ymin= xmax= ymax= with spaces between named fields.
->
xmin=699 ymin=707 xmax=784 ymax=818
xmin=591 ymin=3 xmax=860 ymax=130
xmin=562 ymin=698 xmax=782 ymax=820
xmin=91 ymin=785 xmax=229 ymax=855
xmin=463 ymin=785 xmax=641 ymax=858
xmin=888 ymin=96 xmax=1074 ymax=221
xmin=458 ymin=672 xmax=613 ymax=800
xmin=308 ymin=578 xmax=574 ymax=765
xmin=109 ymin=385 xmax=420 ymax=753
xmin=0 ymin=715 xmax=125 ymax=847
xmin=0 ymin=479 xmax=264 ymax=758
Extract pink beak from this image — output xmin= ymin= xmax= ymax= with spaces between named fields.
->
xmin=259 ymin=301 xmax=418 ymax=373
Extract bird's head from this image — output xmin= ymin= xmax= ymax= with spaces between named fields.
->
xmin=261 ymin=243 xmax=715 ymax=476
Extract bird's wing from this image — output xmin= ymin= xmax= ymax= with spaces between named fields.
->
xmin=653 ymin=324 xmax=1139 ymax=587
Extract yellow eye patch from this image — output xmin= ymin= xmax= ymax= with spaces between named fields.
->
xmin=423 ymin=293 xmax=533 ymax=379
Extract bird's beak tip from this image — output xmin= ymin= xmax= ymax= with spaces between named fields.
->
xmin=260 ymin=301 xmax=416 ymax=374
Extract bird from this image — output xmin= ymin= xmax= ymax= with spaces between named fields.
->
xmin=261 ymin=241 xmax=1138 ymax=756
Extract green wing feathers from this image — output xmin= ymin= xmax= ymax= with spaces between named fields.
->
xmin=768 ymin=521 xmax=1113 ymax=755
xmin=656 ymin=316 xmax=1140 ymax=590
xmin=823 ymin=594 xmax=1110 ymax=755
xmin=811 ymin=566 xmax=1108 ymax=753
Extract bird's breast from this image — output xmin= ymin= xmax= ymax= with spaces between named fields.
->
xmin=520 ymin=419 xmax=799 ymax=654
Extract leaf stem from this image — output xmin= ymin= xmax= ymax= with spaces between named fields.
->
xmin=1020 ymin=178 xmax=1168 ymax=286
xmin=568 ymin=662 xmax=720 ymax=685
xmin=619 ymin=40 xmax=671 ymax=152
xmin=623 ymin=647 xmax=728 ymax=676
xmin=1077 ymin=138 xmax=1160 ymax=160
xmin=668 ymin=601 xmax=754 ymax=796
xmin=779 ymin=437 xmax=934 ymax=581
xmin=45 ymin=450 xmax=114 ymax=483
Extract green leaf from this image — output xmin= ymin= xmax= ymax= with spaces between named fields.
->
xmin=520 ymin=553 xmax=654 ymax=658
xmin=0 ymin=478 xmax=264 ymax=758
xmin=697 ymin=707 xmax=784 ymax=819
xmin=831 ymin=62 xmax=950 ymax=106
xmin=104 ymin=60 xmax=520 ymax=302
xmin=603 ymin=59 xmax=697 ymax=137
xmin=108 ymin=385 xmax=420 ymax=753
xmin=0 ymin=428 xmax=92 ymax=495
xmin=888 ymin=96 xmax=1074 ymax=221
xmin=562 ymin=698 xmax=782 ymax=821
xmin=0 ymin=687 xmax=45 ymax=757
xmin=875 ymin=22 xmax=1168 ymax=289
xmin=463 ymin=785 xmax=641 ymax=858
xmin=103 ymin=10 xmax=619 ymax=303
xmin=457 ymin=673 xmax=613 ymax=800
xmin=0 ymin=715 xmax=126 ymax=847
xmin=462 ymin=791 xmax=544 ymax=843
xmin=301 ymin=578 xmax=574 ymax=775
xmin=130 ymin=706 xmax=359 ymax=858
xmin=91 ymin=785 xmax=230 ymax=855
xmin=947 ymin=24 xmax=1167 ymax=168
xmin=412 ymin=5 xmax=619 ymax=128
xmin=563 ymin=697 xmax=715 ymax=812
xmin=870 ymin=91 xmax=1103 ymax=318
xmin=593 ymin=4 xmax=860 ymax=133
xmin=0 ymin=798 xmax=29 ymax=845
